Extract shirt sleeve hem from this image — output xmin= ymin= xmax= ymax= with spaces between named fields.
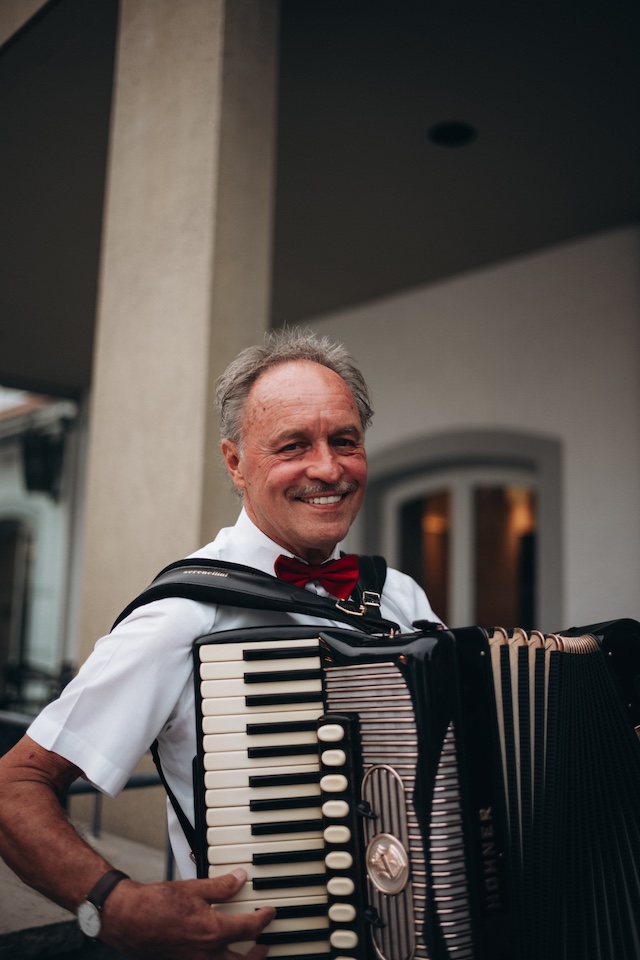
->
xmin=27 ymin=714 xmax=130 ymax=798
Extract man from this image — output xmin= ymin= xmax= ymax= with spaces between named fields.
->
xmin=0 ymin=330 xmax=440 ymax=959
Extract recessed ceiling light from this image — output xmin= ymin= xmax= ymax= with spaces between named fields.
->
xmin=427 ymin=121 xmax=478 ymax=147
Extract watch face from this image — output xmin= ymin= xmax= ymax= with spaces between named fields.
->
xmin=78 ymin=900 xmax=101 ymax=938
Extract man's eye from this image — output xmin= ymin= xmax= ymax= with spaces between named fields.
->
xmin=334 ymin=437 xmax=356 ymax=448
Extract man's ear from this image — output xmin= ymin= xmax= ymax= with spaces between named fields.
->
xmin=221 ymin=439 xmax=245 ymax=491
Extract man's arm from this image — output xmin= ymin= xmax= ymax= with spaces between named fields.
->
xmin=0 ymin=735 xmax=274 ymax=959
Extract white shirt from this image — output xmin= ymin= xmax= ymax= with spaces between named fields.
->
xmin=28 ymin=509 xmax=440 ymax=878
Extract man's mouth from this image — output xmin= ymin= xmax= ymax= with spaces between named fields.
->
xmin=290 ymin=483 xmax=356 ymax=505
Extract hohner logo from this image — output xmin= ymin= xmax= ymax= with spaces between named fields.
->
xmin=478 ymin=807 xmax=502 ymax=911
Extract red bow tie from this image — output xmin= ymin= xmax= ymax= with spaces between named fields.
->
xmin=274 ymin=554 xmax=360 ymax=601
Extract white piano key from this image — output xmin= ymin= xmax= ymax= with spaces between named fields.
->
xmin=205 ymin=783 xmax=321 ymax=809
xmin=211 ymin=879 xmax=328 ymax=902
xmin=202 ymin=697 xmax=323 ymax=717
xmin=260 ymin=915 xmax=329 ymax=934
xmin=203 ymin=729 xmax=319 ymax=752
xmin=199 ymin=638 xmax=320 ymax=662
xmin=203 ymin=708 xmax=322 ymax=735
xmin=208 ymin=859 xmax=326 ymax=880
xmin=204 ymin=761 xmax=320 ymax=789
xmin=205 ymin=804 xmax=322 ymax=826
xmin=207 ymin=823 xmax=324 ymax=846
xmin=209 ymin=837 xmax=325 ymax=865
xmin=204 ymin=750 xmax=319 ymax=771
xmin=201 ymin=677 xmax=323 ymax=698
xmin=261 ymin=917 xmax=332 ymax=939
xmin=200 ymin=656 xmax=321 ymax=680
xmin=213 ymin=894 xmax=327 ymax=914
xmin=231 ymin=939 xmax=331 ymax=957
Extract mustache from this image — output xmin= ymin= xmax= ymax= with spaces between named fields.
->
xmin=288 ymin=481 xmax=358 ymax=500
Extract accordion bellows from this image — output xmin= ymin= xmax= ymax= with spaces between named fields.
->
xmin=193 ymin=619 xmax=640 ymax=960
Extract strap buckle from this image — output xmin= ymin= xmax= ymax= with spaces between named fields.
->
xmin=335 ymin=591 xmax=382 ymax=617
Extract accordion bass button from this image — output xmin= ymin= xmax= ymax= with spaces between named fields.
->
xmin=322 ymin=799 xmax=349 ymax=818
xmin=320 ymin=774 xmax=348 ymax=792
xmin=326 ymin=850 xmax=353 ymax=870
xmin=327 ymin=876 xmax=355 ymax=896
xmin=324 ymin=825 xmax=351 ymax=843
xmin=321 ymin=749 xmax=347 ymax=766
xmin=329 ymin=903 xmax=357 ymax=923
xmin=318 ymin=724 xmax=345 ymax=742
xmin=331 ymin=930 xmax=359 ymax=950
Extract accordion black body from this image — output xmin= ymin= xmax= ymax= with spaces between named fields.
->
xmin=192 ymin=619 xmax=640 ymax=960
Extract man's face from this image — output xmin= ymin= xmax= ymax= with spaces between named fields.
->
xmin=221 ymin=360 xmax=368 ymax=564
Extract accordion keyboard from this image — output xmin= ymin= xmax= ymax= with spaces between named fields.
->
xmin=196 ymin=631 xmax=475 ymax=959
xmin=198 ymin=636 xmax=331 ymax=957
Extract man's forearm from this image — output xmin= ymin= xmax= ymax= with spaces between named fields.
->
xmin=0 ymin=736 xmax=276 ymax=959
xmin=0 ymin=736 xmax=114 ymax=912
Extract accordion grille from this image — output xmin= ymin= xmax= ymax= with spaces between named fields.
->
xmin=325 ymin=661 xmax=474 ymax=959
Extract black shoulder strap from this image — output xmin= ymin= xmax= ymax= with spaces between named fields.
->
xmin=353 ymin=554 xmax=387 ymax=618
xmin=113 ymin=555 xmax=394 ymax=634
xmin=150 ymin=740 xmax=197 ymax=852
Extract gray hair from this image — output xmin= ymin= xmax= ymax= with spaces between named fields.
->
xmin=215 ymin=328 xmax=374 ymax=444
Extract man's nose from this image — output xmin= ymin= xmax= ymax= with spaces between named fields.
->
xmin=305 ymin=443 xmax=342 ymax=481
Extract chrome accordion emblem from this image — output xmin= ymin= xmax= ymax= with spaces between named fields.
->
xmin=366 ymin=832 xmax=410 ymax=894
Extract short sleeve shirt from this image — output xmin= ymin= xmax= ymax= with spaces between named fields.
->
xmin=28 ymin=509 xmax=441 ymax=878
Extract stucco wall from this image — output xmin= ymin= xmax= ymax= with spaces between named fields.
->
xmin=315 ymin=226 xmax=640 ymax=627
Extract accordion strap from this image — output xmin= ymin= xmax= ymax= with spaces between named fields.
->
xmin=114 ymin=554 xmax=392 ymax=856
xmin=112 ymin=555 xmax=395 ymax=634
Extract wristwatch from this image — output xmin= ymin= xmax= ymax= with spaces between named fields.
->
xmin=77 ymin=868 xmax=129 ymax=938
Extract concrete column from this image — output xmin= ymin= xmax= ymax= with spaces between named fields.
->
xmin=79 ymin=0 xmax=279 ymax=658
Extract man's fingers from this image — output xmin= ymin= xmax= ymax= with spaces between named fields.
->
xmin=186 ymin=872 xmax=277 ymax=945
xmin=187 ymin=868 xmax=249 ymax=903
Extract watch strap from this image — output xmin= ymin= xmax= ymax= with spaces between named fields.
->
xmin=86 ymin=869 xmax=130 ymax=909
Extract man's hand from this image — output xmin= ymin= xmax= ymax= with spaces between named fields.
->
xmin=101 ymin=869 xmax=276 ymax=960
xmin=0 ymin=738 xmax=275 ymax=960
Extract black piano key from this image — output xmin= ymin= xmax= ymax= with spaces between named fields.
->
xmin=246 ymin=692 xmax=324 ymax=707
xmin=247 ymin=719 xmax=319 ymax=735
xmin=251 ymin=819 xmax=323 ymax=836
xmin=258 ymin=930 xmax=331 ymax=946
xmin=248 ymin=743 xmax=319 ymax=759
xmin=244 ymin=669 xmax=323 ymax=684
xmin=274 ymin=903 xmax=328 ymax=919
xmin=253 ymin=848 xmax=326 ymax=865
xmin=250 ymin=795 xmax=321 ymax=812
xmin=243 ymin=646 xmax=321 ymax=661
xmin=253 ymin=873 xmax=327 ymax=890
xmin=249 ymin=771 xmax=320 ymax=788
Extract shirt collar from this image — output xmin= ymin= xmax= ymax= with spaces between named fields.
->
xmin=226 ymin=508 xmax=342 ymax=574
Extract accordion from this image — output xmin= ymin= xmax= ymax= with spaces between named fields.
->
xmin=192 ymin=618 xmax=640 ymax=960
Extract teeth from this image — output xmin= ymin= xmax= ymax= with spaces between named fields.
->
xmin=305 ymin=495 xmax=343 ymax=504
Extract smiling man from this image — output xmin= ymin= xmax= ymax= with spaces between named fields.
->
xmin=0 ymin=330 xmax=440 ymax=960
xmin=221 ymin=360 xmax=367 ymax=563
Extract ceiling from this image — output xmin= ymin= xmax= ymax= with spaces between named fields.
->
xmin=1 ymin=0 xmax=639 ymax=395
